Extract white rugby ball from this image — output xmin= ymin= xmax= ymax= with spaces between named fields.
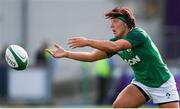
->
xmin=5 ymin=45 xmax=29 ymax=70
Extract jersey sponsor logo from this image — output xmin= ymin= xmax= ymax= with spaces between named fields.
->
xmin=124 ymin=55 xmax=141 ymax=65
xmin=117 ymin=49 xmax=131 ymax=54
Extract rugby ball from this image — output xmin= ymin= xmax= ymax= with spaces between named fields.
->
xmin=5 ymin=45 xmax=29 ymax=70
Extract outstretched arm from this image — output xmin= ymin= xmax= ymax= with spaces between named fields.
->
xmin=68 ymin=37 xmax=132 ymax=53
xmin=45 ymin=44 xmax=107 ymax=62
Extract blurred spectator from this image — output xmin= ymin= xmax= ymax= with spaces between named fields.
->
xmin=93 ymin=58 xmax=114 ymax=105
xmin=106 ymin=67 xmax=133 ymax=104
xmin=0 ymin=45 xmax=9 ymax=101
xmin=81 ymin=62 xmax=91 ymax=104
xmin=35 ymin=42 xmax=55 ymax=103
xmin=35 ymin=42 xmax=50 ymax=67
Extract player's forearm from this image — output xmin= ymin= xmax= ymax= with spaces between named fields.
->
xmin=65 ymin=51 xmax=94 ymax=62
xmin=87 ymin=39 xmax=119 ymax=53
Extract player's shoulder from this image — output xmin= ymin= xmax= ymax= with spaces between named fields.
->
xmin=129 ymin=27 xmax=149 ymax=38
xmin=130 ymin=27 xmax=146 ymax=34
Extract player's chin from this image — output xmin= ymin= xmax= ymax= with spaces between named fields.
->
xmin=113 ymin=32 xmax=121 ymax=37
xmin=113 ymin=34 xmax=119 ymax=38
xmin=114 ymin=32 xmax=123 ymax=38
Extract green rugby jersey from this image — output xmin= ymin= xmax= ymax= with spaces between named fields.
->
xmin=109 ymin=27 xmax=171 ymax=88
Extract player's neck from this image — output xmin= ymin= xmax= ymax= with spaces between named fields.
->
xmin=122 ymin=27 xmax=130 ymax=38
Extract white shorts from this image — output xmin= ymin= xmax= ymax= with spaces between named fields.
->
xmin=131 ymin=74 xmax=179 ymax=104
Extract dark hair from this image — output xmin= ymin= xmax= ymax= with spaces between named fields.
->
xmin=105 ymin=7 xmax=136 ymax=29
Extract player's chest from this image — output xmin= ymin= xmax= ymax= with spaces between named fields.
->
xmin=117 ymin=49 xmax=136 ymax=58
xmin=117 ymin=49 xmax=142 ymax=66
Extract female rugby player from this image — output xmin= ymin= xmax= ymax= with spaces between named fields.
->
xmin=46 ymin=7 xmax=179 ymax=108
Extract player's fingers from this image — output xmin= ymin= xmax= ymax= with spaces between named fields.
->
xmin=68 ymin=43 xmax=75 ymax=48
xmin=68 ymin=43 xmax=78 ymax=49
xmin=67 ymin=41 xmax=79 ymax=48
xmin=68 ymin=38 xmax=82 ymax=43
xmin=67 ymin=39 xmax=77 ymax=45
xmin=68 ymin=37 xmax=78 ymax=41
xmin=71 ymin=45 xmax=77 ymax=49
xmin=45 ymin=49 xmax=54 ymax=55
xmin=54 ymin=44 xmax=60 ymax=48
xmin=67 ymin=40 xmax=73 ymax=45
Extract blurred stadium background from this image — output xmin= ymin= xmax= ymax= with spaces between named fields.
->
xmin=0 ymin=0 xmax=179 ymax=108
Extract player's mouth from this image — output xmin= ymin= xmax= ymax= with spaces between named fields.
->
xmin=112 ymin=29 xmax=116 ymax=35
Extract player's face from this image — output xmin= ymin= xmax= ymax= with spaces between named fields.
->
xmin=111 ymin=18 xmax=126 ymax=38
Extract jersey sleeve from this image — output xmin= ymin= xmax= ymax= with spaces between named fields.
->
xmin=123 ymin=31 xmax=148 ymax=48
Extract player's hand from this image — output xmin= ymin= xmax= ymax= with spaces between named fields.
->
xmin=67 ymin=37 xmax=88 ymax=49
xmin=45 ymin=44 xmax=67 ymax=58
